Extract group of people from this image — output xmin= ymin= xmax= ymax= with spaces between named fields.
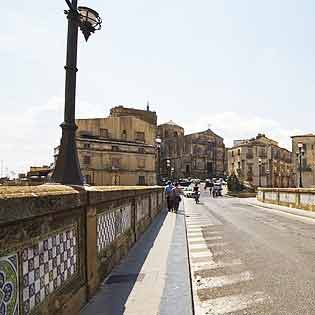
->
xmin=164 ymin=181 xmax=182 ymax=213
xmin=204 ymin=179 xmax=223 ymax=197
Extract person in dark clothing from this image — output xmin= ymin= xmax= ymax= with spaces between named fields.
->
xmin=171 ymin=183 xmax=182 ymax=213
xmin=164 ymin=181 xmax=174 ymax=212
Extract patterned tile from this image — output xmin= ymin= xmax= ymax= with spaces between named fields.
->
xmin=136 ymin=198 xmax=150 ymax=222
xmin=0 ymin=253 xmax=19 ymax=315
xmin=21 ymin=227 xmax=77 ymax=314
xmin=97 ymin=205 xmax=131 ymax=252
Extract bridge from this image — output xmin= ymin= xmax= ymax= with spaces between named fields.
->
xmin=3 ymin=186 xmax=315 ymax=314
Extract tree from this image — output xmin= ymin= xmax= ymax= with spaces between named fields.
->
xmin=227 ymin=173 xmax=243 ymax=192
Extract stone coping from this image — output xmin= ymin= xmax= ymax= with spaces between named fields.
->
xmin=258 ymin=188 xmax=315 ymax=193
xmin=0 ymin=184 xmax=79 ymax=199
xmin=0 ymin=184 xmax=163 ymax=199
xmin=0 ymin=184 xmax=164 ymax=224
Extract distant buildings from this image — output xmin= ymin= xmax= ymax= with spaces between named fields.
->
xmin=73 ymin=105 xmax=157 ymax=186
xmin=291 ymin=134 xmax=315 ymax=188
xmin=157 ymin=121 xmax=225 ymax=180
xmin=228 ymin=134 xmax=293 ymax=188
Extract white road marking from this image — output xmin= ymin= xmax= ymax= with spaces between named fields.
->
xmin=188 ymin=236 xmax=223 ymax=242
xmin=201 ymin=291 xmax=269 ymax=314
xmin=191 ymin=259 xmax=242 ymax=272
xmin=189 ymin=242 xmax=228 ymax=249
xmin=196 ymin=271 xmax=254 ymax=290
xmin=191 ymin=251 xmax=213 ymax=258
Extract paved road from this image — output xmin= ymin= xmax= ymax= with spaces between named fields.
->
xmin=185 ymin=191 xmax=315 ymax=315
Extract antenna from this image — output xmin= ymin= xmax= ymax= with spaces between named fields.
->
xmin=208 ymin=123 xmax=211 ymax=130
xmin=146 ymin=100 xmax=150 ymax=111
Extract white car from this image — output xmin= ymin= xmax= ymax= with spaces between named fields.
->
xmin=183 ymin=187 xmax=194 ymax=198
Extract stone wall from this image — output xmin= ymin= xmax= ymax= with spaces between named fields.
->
xmin=0 ymin=184 xmax=164 ymax=315
xmin=257 ymin=187 xmax=315 ymax=211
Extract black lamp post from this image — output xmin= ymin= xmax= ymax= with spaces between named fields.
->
xmin=155 ymin=137 xmax=162 ymax=185
xmin=266 ymin=169 xmax=270 ymax=187
xmin=258 ymin=158 xmax=262 ymax=187
xmin=296 ymin=142 xmax=304 ymax=188
xmin=51 ymin=0 xmax=102 ymax=185
xmin=166 ymin=159 xmax=171 ymax=180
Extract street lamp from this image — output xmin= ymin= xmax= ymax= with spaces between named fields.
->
xmin=166 ymin=159 xmax=171 ymax=180
xmin=266 ymin=169 xmax=270 ymax=187
xmin=155 ymin=137 xmax=162 ymax=185
xmin=296 ymin=142 xmax=304 ymax=188
xmin=51 ymin=0 xmax=102 ymax=185
xmin=258 ymin=158 xmax=262 ymax=187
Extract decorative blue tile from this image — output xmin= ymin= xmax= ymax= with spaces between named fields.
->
xmin=0 ymin=253 xmax=19 ymax=315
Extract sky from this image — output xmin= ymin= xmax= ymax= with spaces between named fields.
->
xmin=1 ymin=0 xmax=315 ymax=176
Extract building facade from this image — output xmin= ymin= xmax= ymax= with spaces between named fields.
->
xmin=158 ymin=121 xmax=225 ymax=180
xmin=73 ymin=106 xmax=157 ymax=186
xmin=228 ymin=134 xmax=293 ymax=188
xmin=291 ymin=134 xmax=315 ymax=188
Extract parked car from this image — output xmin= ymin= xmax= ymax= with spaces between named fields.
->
xmin=179 ymin=179 xmax=191 ymax=187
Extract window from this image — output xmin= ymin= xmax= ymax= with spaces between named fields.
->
xmin=208 ymin=142 xmax=214 ymax=151
xmin=83 ymin=156 xmax=91 ymax=165
xmin=165 ymin=130 xmax=169 ymax=138
xmin=138 ymin=176 xmax=146 ymax=185
xmin=112 ymin=146 xmax=119 ymax=152
xmin=100 ymin=128 xmax=109 ymax=138
xmin=238 ymin=149 xmax=241 ymax=155
xmin=122 ymin=130 xmax=127 ymax=140
xmin=173 ymin=131 xmax=178 ymax=137
xmin=83 ymin=143 xmax=90 ymax=149
xmin=136 ymin=131 xmax=145 ymax=142
xmin=112 ymin=175 xmax=120 ymax=185
xmin=138 ymin=159 xmax=145 ymax=169
xmin=112 ymin=158 xmax=120 ymax=169
xmin=138 ymin=147 xmax=145 ymax=154
xmin=232 ymin=151 xmax=234 ymax=157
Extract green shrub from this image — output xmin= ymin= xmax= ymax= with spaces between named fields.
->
xmin=227 ymin=173 xmax=243 ymax=192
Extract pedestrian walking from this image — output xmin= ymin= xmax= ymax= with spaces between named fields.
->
xmin=164 ymin=181 xmax=173 ymax=212
xmin=171 ymin=182 xmax=182 ymax=213
xmin=209 ymin=180 xmax=214 ymax=197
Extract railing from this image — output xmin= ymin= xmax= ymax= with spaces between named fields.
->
xmin=0 ymin=185 xmax=164 ymax=315
xmin=257 ymin=187 xmax=315 ymax=211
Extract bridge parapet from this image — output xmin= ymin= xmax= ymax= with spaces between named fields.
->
xmin=0 ymin=185 xmax=164 ymax=315
xmin=257 ymin=187 xmax=315 ymax=211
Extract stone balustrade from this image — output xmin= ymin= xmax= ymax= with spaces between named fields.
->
xmin=257 ymin=187 xmax=315 ymax=211
xmin=0 ymin=184 xmax=164 ymax=315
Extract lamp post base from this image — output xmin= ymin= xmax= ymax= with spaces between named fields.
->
xmin=51 ymin=122 xmax=84 ymax=185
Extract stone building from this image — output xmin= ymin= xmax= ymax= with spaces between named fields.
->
xmin=158 ymin=121 xmax=225 ymax=179
xmin=228 ymin=134 xmax=293 ymax=188
xmin=291 ymin=134 xmax=315 ymax=188
xmin=73 ymin=106 xmax=157 ymax=186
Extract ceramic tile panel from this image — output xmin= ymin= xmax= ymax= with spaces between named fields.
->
xmin=21 ymin=227 xmax=77 ymax=314
xmin=97 ymin=204 xmax=131 ymax=252
xmin=0 ymin=253 xmax=19 ymax=315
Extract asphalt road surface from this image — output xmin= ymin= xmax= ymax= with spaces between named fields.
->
xmin=184 ymin=191 xmax=315 ymax=315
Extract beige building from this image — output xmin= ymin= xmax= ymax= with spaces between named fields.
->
xmin=158 ymin=121 xmax=225 ymax=179
xmin=228 ymin=134 xmax=293 ymax=188
xmin=73 ymin=106 xmax=157 ymax=186
xmin=291 ymin=134 xmax=315 ymax=188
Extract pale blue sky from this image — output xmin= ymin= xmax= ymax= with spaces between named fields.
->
xmin=1 ymin=0 xmax=315 ymax=175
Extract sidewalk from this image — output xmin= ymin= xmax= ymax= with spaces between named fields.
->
xmin=246 ymin=198 xmax=315 ymax=221
xmin=80 ymin=205 xmax=193 ymax=315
